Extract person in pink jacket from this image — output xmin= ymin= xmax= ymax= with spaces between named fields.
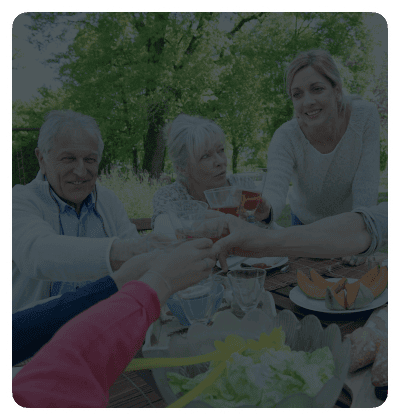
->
xmin=13 ymin=238 xmax=216 ymax=408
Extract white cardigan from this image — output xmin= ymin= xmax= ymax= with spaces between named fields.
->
xmin=12 ymin=171 xmax=140 ymax=313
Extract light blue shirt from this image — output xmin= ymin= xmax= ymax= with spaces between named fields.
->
xmin=48 ymin=186 xmax=108 ymax=296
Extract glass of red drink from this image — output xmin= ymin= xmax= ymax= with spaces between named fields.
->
xmin=204 ymin=186 xmax=242 ymax=217
xmin=231 ymin=172 xmax=267 ymax=223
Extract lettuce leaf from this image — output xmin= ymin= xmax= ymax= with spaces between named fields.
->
xmin=166 ymin=346 xmax=335 ymax=407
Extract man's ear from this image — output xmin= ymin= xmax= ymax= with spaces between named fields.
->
xmin=35 ymin=148 xmax=46 ymax=175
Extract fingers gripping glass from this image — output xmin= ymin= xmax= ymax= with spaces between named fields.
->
xmin=167 ymin=200 xmax=209 ymax=241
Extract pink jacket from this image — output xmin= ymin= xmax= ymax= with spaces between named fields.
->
xmin=13 ymin=281 xmax=160 ymax=407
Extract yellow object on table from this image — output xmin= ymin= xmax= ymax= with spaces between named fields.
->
xmin=125 ymin=328 xmax=288 ymax=408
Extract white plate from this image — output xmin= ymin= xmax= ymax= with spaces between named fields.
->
xmin=217 ymin=256 xmax=289 ymax=271
xmin=289 ymin=278 xmax=388 ymax=314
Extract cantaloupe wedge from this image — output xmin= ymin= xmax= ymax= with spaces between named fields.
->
xmin=326 ymin=287 xmax=346 ymax=310
xmin=297 ymin=270 xmax=346 ymax=300
xmin=368 ymin=266 xmax=388 ymax=298
xmin=358 ymin=266 xmax=379 ymax=288
xmin=326 ymin=265 xmax=386 ymax=310
xmin=309 ymin=268 xmax=330 ymax=288
xmin=297 ymin=269 xmax=326 ymax=299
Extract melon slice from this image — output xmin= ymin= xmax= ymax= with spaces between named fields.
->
xmin=326 ymin=287 xmax=346 ymax=310
xmin=309 ymin=268 xmax=330 ymax=288
xmin=368 ymin=266 xmax=388 ymax=298
xmin=297 ymin=271 xmax=347 ymax=300
xmin=345 ymin=281 xmax=360 ymax=309
xmin=348 ymin=283 xmax=375 ymax=310
xmin=297 ymin=270 xmax=326 ymax=299
xmin=358 ymin=266 xmax=379 ymax=288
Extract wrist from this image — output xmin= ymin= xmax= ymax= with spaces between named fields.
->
xmin=138 ymin=271 xmax=171 ymax=308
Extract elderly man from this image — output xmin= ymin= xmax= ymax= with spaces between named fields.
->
xmin=13 ymin=110 xmax=153 ymax=313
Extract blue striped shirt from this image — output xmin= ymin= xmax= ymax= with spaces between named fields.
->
xmin=48 ymin=186 xmax=108 ymax=296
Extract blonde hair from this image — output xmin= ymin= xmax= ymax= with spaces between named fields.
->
xmin=165 ymin=113 xmax=225 ymax=183
xmin=285 ymin=49 xmax=361 ymax=115
xmin=38 ymin=110 xmax=104 ymax=161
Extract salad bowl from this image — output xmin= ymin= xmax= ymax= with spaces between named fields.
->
xmin=141 ymin=295 xmax=351 ymax=408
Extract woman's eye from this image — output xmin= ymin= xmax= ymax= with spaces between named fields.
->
xmin=85 ymin=158 xmax=96 ymax=163
xmin=63 ymin=157 xmax=74 ymax=161
xmin=201 ymin=154 xmax=209 ymax=159
xmin=314 ymin=87 xmax=323 ymax=92
xmin=218 ymin=148 xmax=225 ymax=154
xmin=293 ymin=92 xmax=301 ymax=98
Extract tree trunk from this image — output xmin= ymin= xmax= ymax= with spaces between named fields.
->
xmin=142 ymin=102 xmax=166 ymax=178
xmin=132 ymin=148 xmax=138 ymax=173
xmin=232 ymin=144 xmax=239 ymax=174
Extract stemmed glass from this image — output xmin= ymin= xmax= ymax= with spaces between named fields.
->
xmin=231 ymin=172 xmax=267 ymax=223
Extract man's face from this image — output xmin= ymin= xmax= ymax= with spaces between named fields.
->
xmin=35 ymin=129 xmax=100 ymax=210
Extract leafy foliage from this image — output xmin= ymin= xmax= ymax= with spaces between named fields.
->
xmin=15 ymin=12 xmax=385 ymax=177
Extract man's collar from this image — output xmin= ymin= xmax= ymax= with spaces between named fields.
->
xmin=48 ymin=183 xmax=95 ymax=214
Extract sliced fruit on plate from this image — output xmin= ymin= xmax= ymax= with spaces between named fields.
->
xmin=309 ymin=268 xmax=330 ymax=288
xmin=325 ymin=266 xmax=387 ymax=310
xmin=368 ymin=266 xmax=388 ymax=298
xmin=325 ymin=287 xmax=346 ymax=311
xmin=296 ymin=269 xmax=346 ymax=300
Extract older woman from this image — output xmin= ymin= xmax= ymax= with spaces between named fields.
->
xmin=261 ymin=49 xmax=381 ymax=266
xmin=152 ymin=114 xmax=272 ymax=233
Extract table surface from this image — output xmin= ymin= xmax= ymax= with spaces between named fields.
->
xmin=13 ymin=253 xmax=387 ymax=407
xmin=107 ymin=253 xmax=388 ymax=408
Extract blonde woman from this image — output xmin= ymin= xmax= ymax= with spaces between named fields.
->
xmin=262 ymin=49 xmax=381 ymax=266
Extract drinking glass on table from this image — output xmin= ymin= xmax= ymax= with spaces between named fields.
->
xmin=227 ymin=268 xmax=266 ymax=317
xmin=177 ymin=278 xmax=218 ymax=325
xmin=231 ymin=172 xmax=267 ymax=223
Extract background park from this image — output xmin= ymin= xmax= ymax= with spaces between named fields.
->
xmin=12 ymin=12 xmax=388 ymax=248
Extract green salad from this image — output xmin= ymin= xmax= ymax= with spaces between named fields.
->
xmin=167 ymin=345 xmax=335 ymax=408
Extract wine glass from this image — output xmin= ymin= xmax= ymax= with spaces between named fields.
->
xmin=231 ymin=172 xmax=267 ymax=223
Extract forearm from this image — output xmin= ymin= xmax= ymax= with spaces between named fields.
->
xmin=13 ymin=276 xmax=118 ymax=366
xmin=137 ymin=272 xmax=171 ymax=308
xmin=264 ymin=212 xmax=372 ymax=258
xmin=12 ymin=281 xmax=160 ymax=407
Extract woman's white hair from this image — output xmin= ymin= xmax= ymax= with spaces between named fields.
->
xmin=37 ymin=110 xmax=104 ymax=161
xmin=165 ymin=113 xmax=225 ymax=183
xmin=285 ymin=49 xmax=362 ymax=117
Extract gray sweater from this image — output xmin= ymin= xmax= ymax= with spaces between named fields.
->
xmin=265 ymin=99 xmax=380 ymax=225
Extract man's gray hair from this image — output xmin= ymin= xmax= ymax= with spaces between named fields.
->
xmin=37 ymin=110 xmax=104 ymax=160
xmin=165 ymin=113 xmax=225 ymax=183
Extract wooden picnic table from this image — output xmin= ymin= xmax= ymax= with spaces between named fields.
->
xmin=107 ymin=252 xmax=388 ymax=408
